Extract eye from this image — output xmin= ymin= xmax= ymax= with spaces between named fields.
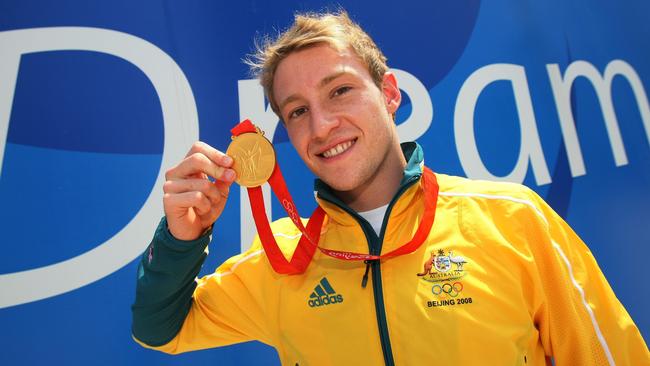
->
xmin=288 ymin=106 xmax=308 ymax=120
xmin=332 ymin=85 xmax=352 ymax=97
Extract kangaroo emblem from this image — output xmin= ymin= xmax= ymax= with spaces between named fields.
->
xmin=417 ymin=251 xmax=435 ymax=276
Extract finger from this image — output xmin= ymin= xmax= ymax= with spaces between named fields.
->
xmin=185 ymin=141 xmax=234 ymax=168
xmin=163 ymin=178 xmax=221 ymax=199
xmin=166 ymin=152 xmax=236 ymax=182
xmin=213 ymin=179 xmax=232 ymax=199
xmin=200 ymin=204 xmax=223 ymax=225
xmin=164 ymin=179 xmax=228 ymax=207
xmin=163 ymin=191 xmax=212 ymax=215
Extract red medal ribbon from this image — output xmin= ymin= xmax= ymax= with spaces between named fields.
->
xmin=232 ymin=120 xmax=439 ymax=274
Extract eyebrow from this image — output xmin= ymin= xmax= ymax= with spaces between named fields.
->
xmin=319 ymin=70 xmax=348 ymax=88
xmin=278 ymin=70 xmax=351 ymax=112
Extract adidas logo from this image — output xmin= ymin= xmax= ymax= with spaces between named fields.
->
xmin=307 ymin=277 xmax=344 ymax=307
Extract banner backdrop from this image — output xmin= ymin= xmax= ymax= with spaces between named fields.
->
xmin=1 ymin=1 xmax=648 ymax=364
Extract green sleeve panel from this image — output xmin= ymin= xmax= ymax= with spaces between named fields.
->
xmin=131 ymin=217 xmax=212 ymax=346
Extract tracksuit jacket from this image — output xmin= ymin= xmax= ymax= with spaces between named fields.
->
xmin=132 ymin=142 xmax=648 ymax=365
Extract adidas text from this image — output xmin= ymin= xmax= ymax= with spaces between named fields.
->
xmin=308 ymin=294 xmax=343 ymax=307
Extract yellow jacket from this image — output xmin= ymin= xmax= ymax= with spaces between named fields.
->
xmin=132 ymin=143 xmax=648 ymax=365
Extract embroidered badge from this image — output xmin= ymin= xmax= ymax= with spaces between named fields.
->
xmin=418 ymin=249 xmax=474 ymax=308
xmin=417 ymin=249 xmax=467 ymax=282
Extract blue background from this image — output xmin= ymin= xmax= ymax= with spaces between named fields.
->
xmin=1 ymin=1 xmax=648 ymax=364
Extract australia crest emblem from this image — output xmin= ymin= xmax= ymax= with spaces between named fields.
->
xmin=417 ymin=249 xmax=468 ymax=283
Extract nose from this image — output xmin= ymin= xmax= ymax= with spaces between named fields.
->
xmin=310 ymin=105 xmax=339 ymax=141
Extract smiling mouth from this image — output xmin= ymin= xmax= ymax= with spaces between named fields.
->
xmin=320 ymin=138 xmax=357 ymax=158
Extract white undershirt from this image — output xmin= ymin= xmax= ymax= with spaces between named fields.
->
xmin=357 ymin=204 xmax=389 ymax=237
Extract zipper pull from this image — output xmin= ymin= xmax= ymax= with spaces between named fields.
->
xmin=361 ymin=260 xmax=371 ymax=288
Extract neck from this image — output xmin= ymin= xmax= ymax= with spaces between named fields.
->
xmin=334 ymin=143 xmax=407 ymax=212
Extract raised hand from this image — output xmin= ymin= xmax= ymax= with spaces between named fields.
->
xmin=163 ymin=141 xmax=236 ymax=241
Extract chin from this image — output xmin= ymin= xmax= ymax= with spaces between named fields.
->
xmin=320 ymin=174 xmax=362 ymax=192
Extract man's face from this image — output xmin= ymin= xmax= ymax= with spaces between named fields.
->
xmin=272 ymin=44 xmax=401 ymax=193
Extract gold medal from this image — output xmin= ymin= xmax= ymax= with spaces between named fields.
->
xmin=226 ymin=127 xmax=276 ymax=187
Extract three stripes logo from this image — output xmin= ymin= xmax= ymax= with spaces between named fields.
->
xmin=307 ymin=277 xmax=344 ymax=307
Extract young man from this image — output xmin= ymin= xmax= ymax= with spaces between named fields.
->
xmin=132 ymin=11 xmax=648 ymax=365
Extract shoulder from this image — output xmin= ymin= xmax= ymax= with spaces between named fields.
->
xmin=433 ymin=174 xmax=558 ymax=255
xmin=436 ymin=173 xmax=534 ymax=198
xmin=435 ymin=173 xmax=546 ymax=221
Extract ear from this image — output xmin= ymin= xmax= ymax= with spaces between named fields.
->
xmin=381 ymin=72 xmax=401 ymax=115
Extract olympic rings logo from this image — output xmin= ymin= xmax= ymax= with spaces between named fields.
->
xmin=431 ymin=281 xmax=463 ymax=298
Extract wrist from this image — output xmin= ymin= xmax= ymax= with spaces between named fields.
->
xmin=163 ymin=218 xmax=213 ymax=243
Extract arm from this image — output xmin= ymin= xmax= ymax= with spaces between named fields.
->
xmin=131 ymin=219 xmax=275 ymax=353
xmin=131 ymin=141 xmax=274 ymax=352
xmin=131 ymin=217 xmax=211 ymax=347
xmin=524 ymin=189 xmax=648 ymax=365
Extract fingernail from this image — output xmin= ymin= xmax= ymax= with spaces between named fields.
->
xmin=223 ymin=155 xmax=233 ymax=166
xmin=225 ymin=169 xmax=236 ymax=181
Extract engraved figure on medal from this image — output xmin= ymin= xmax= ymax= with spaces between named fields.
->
xmin=226 ymin=131 xmax=276 ymax=187
xmin=237 ymin=140 xmax=261 ymax=180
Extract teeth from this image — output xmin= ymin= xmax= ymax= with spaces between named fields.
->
xmin=322 ymin=140 xmax=354 ymax=158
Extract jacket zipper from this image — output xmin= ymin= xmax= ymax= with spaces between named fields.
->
xmin=368 ymin=257 xmax=394 ymax=365
xmin=319 ymin=175 xmax=420 ymax=366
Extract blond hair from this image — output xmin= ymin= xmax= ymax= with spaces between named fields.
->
xmin=246 ymin=10 xmax=388 ymax=116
